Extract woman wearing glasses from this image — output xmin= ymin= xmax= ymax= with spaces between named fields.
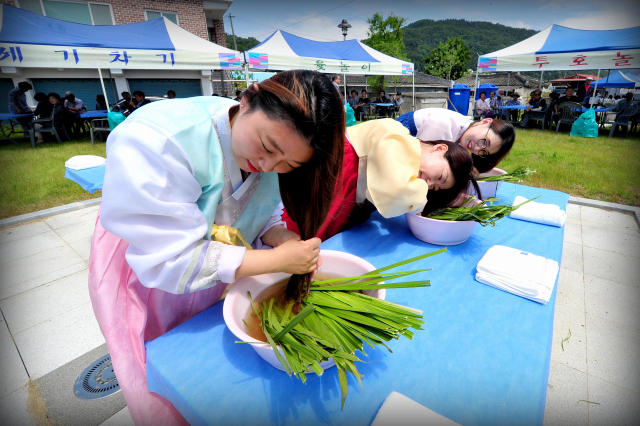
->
xmin=396 ymin=107 xmax=515 ymax=175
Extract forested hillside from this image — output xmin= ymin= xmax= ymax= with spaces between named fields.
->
xmin=404 ymin=19 xmax=538 ymax=71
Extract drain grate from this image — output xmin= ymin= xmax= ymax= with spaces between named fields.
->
xmin=74 ymin=353 xmax=120 ymax=400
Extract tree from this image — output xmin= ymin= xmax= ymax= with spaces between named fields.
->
xmin=424 ymin=36 xmax=472 ymax=81
xmin=225 ymin=34 xmax=260 ymax=52
xmin=361 ymin=12 xmax=409 ymax=97
xmin=230 ymin=70 xmax=254 ymax=90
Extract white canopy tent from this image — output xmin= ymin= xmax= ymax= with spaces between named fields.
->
xmin=243 ymin=30 xmax=415 ymax=108
xmin=476 ymin=24 xmax=640 ymax=95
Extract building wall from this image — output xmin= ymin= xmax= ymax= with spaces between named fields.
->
xmin=210 ymin=18 xmax=227 ymax=47
xmin=2 ymin=0 xmax=210 ymax=40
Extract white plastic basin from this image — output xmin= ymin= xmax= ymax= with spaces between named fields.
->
xmin=223 ymin=250 xmax=385 ymax=372
xmin=405 ymin=213 xmax=478 ymax=246
xmin=475 ymin=167 xmax=506 ymax=199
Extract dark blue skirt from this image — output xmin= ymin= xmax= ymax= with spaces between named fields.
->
xmin=396 ymin=111 xmax=417 ymax=136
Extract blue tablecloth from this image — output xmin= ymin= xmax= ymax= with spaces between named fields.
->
xmin=583 ymin=106 xmax=613 ymax=113
xmin=64 ymin=165 xmax=105 ymax=193
xmin=499 ymin=105 xmax=528 ymax=110
xmin=0 ymin=112 xmax=34 ymax=120
xmin=370 ymin=103 xmax=394 ymax=107
xmin=81 ymin=111 xmax=109 ymax=119
xmin=146 ymin=183 xmax=568 ymax=426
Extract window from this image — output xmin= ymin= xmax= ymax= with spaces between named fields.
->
xmin=17 ymin=0 xmax=114 ymax=25
xmin=145 ymin=10 xmax=178 ymax=25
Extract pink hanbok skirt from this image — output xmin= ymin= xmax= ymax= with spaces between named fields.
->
xmin=88 ymin=210 xmax=225 ymax=425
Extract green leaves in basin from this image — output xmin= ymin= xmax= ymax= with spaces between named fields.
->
xmin=243 ymin=249 xmax=445 ymax=410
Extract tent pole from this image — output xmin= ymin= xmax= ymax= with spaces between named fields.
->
xmin=506 ymin=72 xmax=510 ymax=96
xmin=539 ymin=71 xmax=543 ymax=91
xmin=365 ymin=75 xmax=368 ymax=95
xmin=97 ymin=68 xmax=110 ymax=112
xmin=343 ymin=73 xmax=347 ymax=100
xmin=245 ymin=63 xmax=250 ymax=88
xmin=592 ymin=68 xmax=601 ymax=108
xmin=474 ymin=67 xmax=479 ymax=97
xmin=412 ymin=72 xmax=415 ymax=111
xmin=604 ymin=69 xmax=609 ymax=103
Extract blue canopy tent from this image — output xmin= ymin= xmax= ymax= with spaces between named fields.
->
xmin=476 ymin=24 xmax=640 ymax=100
xmin=0 ymin=4 xmax=241 ymax=105
xmin=593 ymin=70 xmax=637 ymax=88
xmin=243 ymin=30 xmax=415 ymax=108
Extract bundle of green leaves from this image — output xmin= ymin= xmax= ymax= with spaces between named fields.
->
xmin=425 ymin=196 xmax=539 ymax=226
xmin=476 ymin=166 xmax=536 ymax=183
xmin=242 ymin=248 xmax=446 ymax=410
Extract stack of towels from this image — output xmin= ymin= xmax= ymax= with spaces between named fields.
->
xmin=509 ymin=195 xmax=566 ymax=227
xmin=65 ymin=155 xmax=106 ymax=171
xmin=476 ymin=245 xmax=559 ymax=304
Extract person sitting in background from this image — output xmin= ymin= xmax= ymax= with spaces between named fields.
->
xmin=348 ymin=90 xmax=360 ymax=110
xmin=332 ymin=75 xmax=341 ymax=93
xmin=613 ymin=92 xmax=637 ymax=119
xmin=354 ymin=90 xmax=370 ymax=117
xmin=553 ymin=86 xmax=580 ymax=125
xmin=8 ymin=81 xmax=34 ymax=133
xmin=475 ymin=91 xmax=493 ymax=118
xmin=33 ymin=92 xmax=53 ymax=118
xmin=64 ymin=92 xmax=84 ymax=117
xmin=47 ymin=92 xmax=70 ymax=140
xmin=614 ymin=95 xmax=621 ymax=105
xmin=375 ymin=90 xmax=391 ymax=117
xmin=64 ymin=91 xmax=85 ymax=136
xmin=32 ymin=92 xmax=52 ymax=143
xmin=223 ymin=89 xmax=230 ymax=98
xmin=394 ymin=91 xmax=404 ymax=115
xmin=544 ymin=91 xmax=560 ymax=126
xmin=115 ymin=91 xmax=136 ymax=114
xmin=520 ymin=90 xmax=546 ymax=128
xmin=505 ymin=92 xmax=521 ymax=122
xmin=132 ymin=91 xmax=151 ymax=109
xmin=233 ymin=90 xmax=242 ymax=102
xmin=167 ymin=90 xmax=176 ymax=99
xmin=489 ymin=91 xmax=503 ymax=115
xmin=96 ymin=94 xmax=108 ymax=111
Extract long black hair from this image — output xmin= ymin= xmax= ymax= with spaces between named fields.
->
xmin=238 ymin=70 xmax=345 ymax=302
xmin=421 ymin=140 xmax=480 ymax=215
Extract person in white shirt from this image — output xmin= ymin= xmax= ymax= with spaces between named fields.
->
xmin=475 ymin=92 xmax=493 ymax=118
xmin=396 ymin=107 xmax=516 ymax=174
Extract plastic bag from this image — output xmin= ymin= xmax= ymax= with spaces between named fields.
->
xmin=107 ymin=111 xmax=127 ymax=131
xmin=345 ymin=103 xmax=357 ymax=127
xmin=570 ymin=109 xmax=598 ymax=138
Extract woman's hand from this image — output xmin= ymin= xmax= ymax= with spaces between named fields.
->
xmin=235 ymin=237 xmax=321 ymax=279
xmin=272 ymin=238 xmax=321 ymax=275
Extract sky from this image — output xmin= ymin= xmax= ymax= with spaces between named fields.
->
xmin=225 ymin=0 xmax=640 ymax=43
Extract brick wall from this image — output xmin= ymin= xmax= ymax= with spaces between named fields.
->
xmin=211 ymin=18 xmax=227 ymax=47
xmin=1 ymin=0 xmax=210 ymax=40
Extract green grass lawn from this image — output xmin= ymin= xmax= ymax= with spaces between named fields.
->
xmin=0 ymin=133 xmax=105 ymax=219
xmin=0 ymin=124 xmax=639 ymax=220
xmin=501 ymin=127 xmax=640 ymax=207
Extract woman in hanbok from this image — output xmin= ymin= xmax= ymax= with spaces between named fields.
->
xmin=283 ymin=118 xmax=478 ymax=241
xmin=396 ymin=107 xmax=515 ymax=174
xmin=89 ymin=70 xmax=344 ymax=425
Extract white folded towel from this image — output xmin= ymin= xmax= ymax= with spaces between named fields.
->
xmin=509 ymin=196 xmax=566 ymax=227
xmin=65 ymin=155 xmax=106 ymax=171
xmin=371 ymin=392 xmax=461 ymax=426
xmin=476 ymin=245 xmax=559 ymax=304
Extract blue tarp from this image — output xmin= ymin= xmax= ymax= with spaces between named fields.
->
xmin=0 ymin=4 xmax=174 ymax=50
xmin=146 ymin=182 xmax=568 ymax=426
xmin=593 ymin=70 xmax=637 ymax=88
xmin=538 ymin=25 xmax=640 ymax=54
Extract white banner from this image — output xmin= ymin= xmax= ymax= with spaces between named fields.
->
xmin=0 ymin=43 xmax=245 ymax=70
xmin=478 ymin=49 xmax=640 ymax=72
